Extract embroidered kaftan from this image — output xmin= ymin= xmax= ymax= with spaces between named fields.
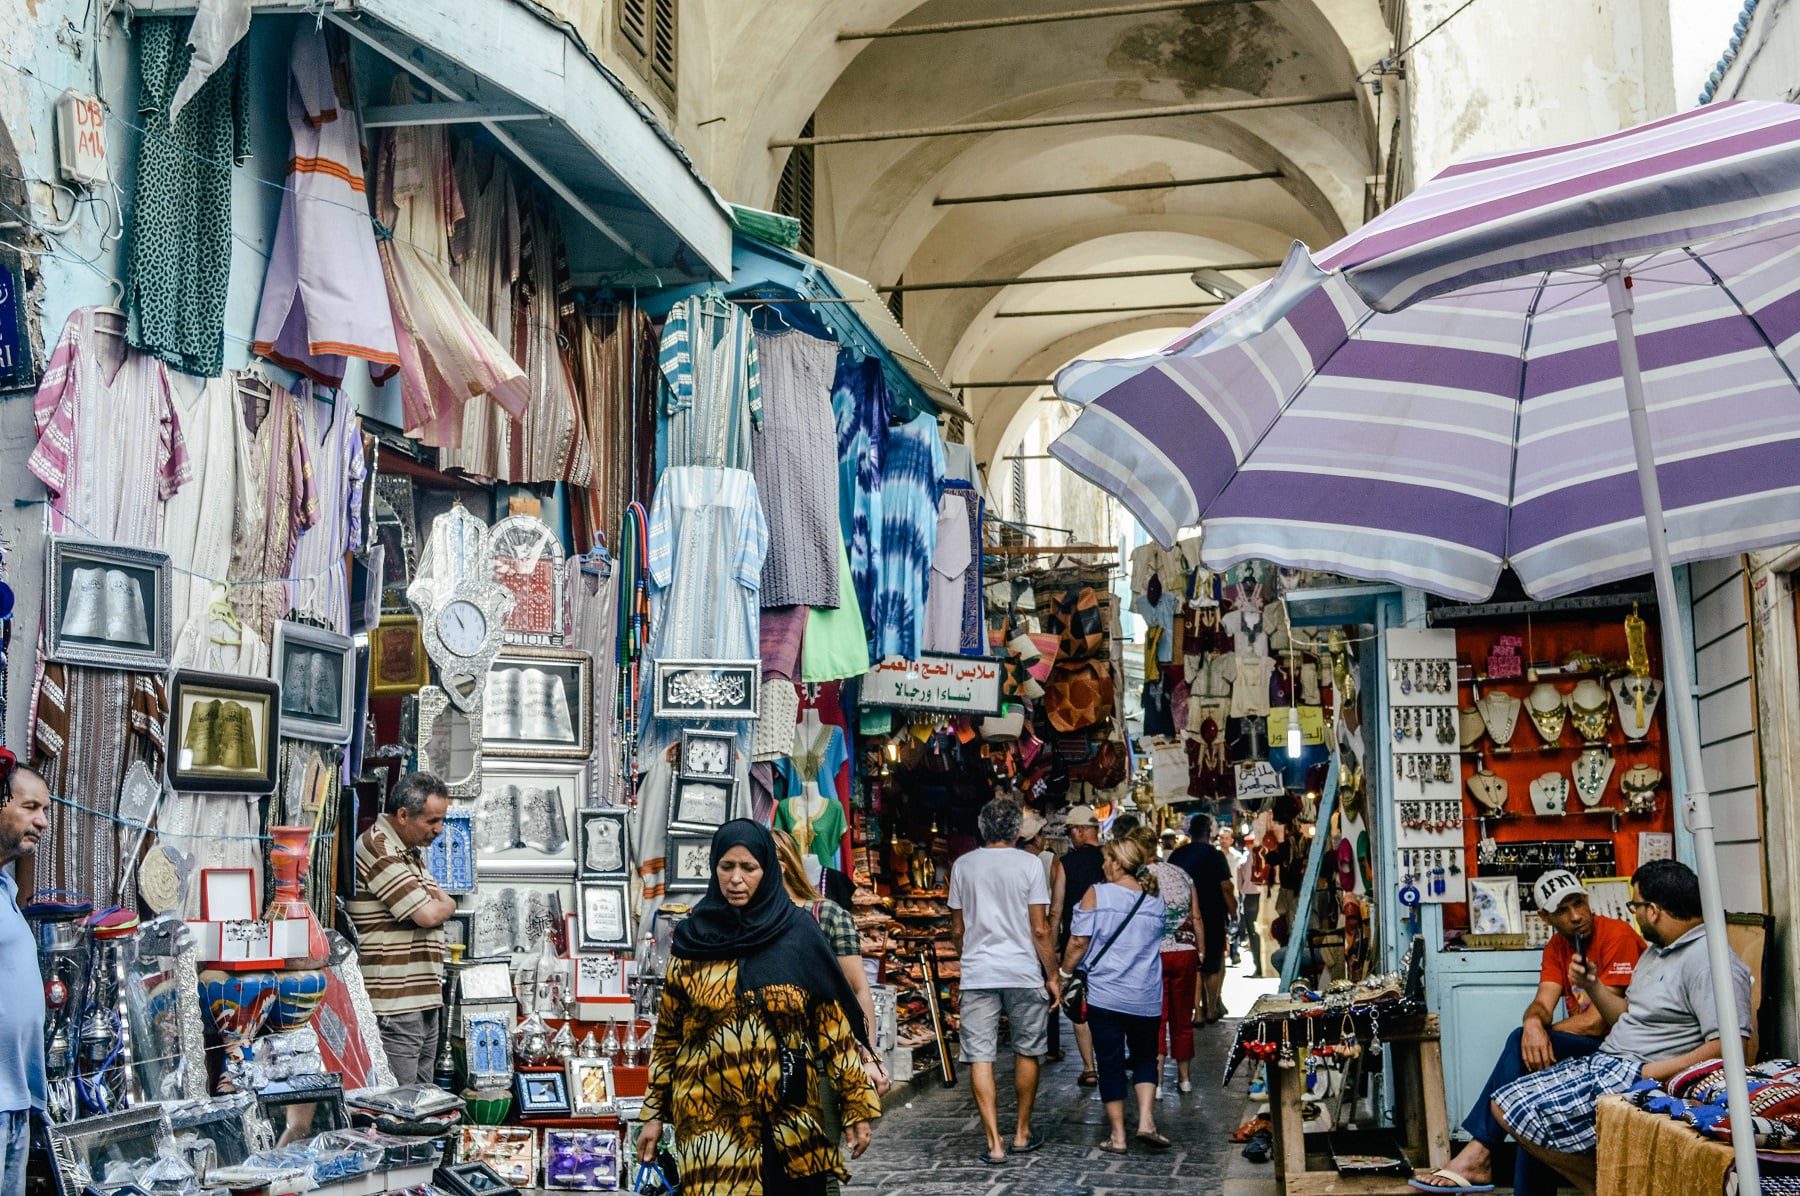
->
xmin=751 ymin=328 xmax=840 ymax=608
xmin=251 ymin=27 xmax=399 ymax=386
xmin=658 ymin=293 xmax=762 ymax=471
xmin=289 ymin=394 xmax=366 ymax=634
xmin=29 ymin=308 xmax=190 ymax=548
xmin=567 ymin=561 xmax=623 ymax=804
xmin=640 ymin=467 xmax=769 ymax=757
xmin=164 ymin=373 xmax=255 ymax=635
xmin=229 ymin=379 xmax=319 ymax=643
xmin=872 ymin=412 xmax=945 ymax=661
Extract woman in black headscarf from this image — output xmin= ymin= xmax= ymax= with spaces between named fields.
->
xmin=637 ymin=820 xmax=880 ymax=1195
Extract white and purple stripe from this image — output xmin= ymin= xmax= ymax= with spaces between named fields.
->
xmin=1050 ymin=101 xmax=1800 ymax=601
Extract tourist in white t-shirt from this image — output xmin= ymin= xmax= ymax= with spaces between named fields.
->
xmin=950 ymin=798 xmax=1062 ymax=1166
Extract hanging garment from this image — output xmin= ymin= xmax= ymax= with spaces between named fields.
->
xmin=774 ymin=793 xmax=847 ymax=872
xmin=374 ymin=97 xmax=528 ymax=448
xmin=155 ymin=792 xmax=261 ymax=919
xmin=289 ymin=393 xmax=365 ymax=633
xmin=568 ymin=561 xmax=623 ymax=804
xmin=507 ymin=189 xmax=592 ymax=484
xmin=774 ymin=720 xmax=851 ymax=805
xmin=832 ymin=353 xmax=888 ymax=639
xmin=659 ymin=291 xmax=762 ymax=470
xmin=567 ymin=302 xmax=659 ymax=546
xmin=946 ymin=483 xmax=985 ymax=654
xmin=640 ymin=467 xmax=770 ymax=756
xmin=872 ymin=411 xmax=946 ymax=661
xmin=439 ymin=139 xmax=524 ymax=464
xmin=29 ymin=307 xmax=190 ymax=547
xmin=163 ymin=373 xmax=255 ymax=633
xmin=751 ymin=328 xmax=841 ymax=608
xmin=801 ymin=533 xmax=872 ymax=684
xmin=171 ymin=607 xmax=269 ymax=676
xmin=251 ymin=27 xmax=400 ymax=386
xmin=228 ymin=377 xmax=319 ymax=643
xmin=126 ymin=17 xmax=249 ymax=377
xmin=922 ymin=487 xmax=973 ymax=654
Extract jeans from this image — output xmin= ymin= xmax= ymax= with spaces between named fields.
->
xmin=377 ymin=1008 xmax=442 ymax=1086
xmin=0 ymin=1109 xmax=28 ymax=1196
xmin=1158 ymin=951 xmax=1198 ymax=1062
xmin=1464 ymin=1026 xmax=1605 ymax=1196
xmin=1087 ymin=1006 xmax=1160 ymax=1104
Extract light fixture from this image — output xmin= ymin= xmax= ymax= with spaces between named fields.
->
xmin=883 ymin=742 xmax=899 ymax=762
xmin=1190 ymin=268 xmax=1247 ymax=302
xmin=1286 ymin=704 xmax=1304 ymax=756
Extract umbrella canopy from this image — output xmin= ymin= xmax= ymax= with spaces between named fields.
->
xmin=1049 ymin=99 xmax=1800 ymax=1190
xmin=1051 ymin=100 xmax=1800 ymax=601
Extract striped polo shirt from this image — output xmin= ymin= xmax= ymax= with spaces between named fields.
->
xmin=348 ymin=814 xmax=445 ymax=1016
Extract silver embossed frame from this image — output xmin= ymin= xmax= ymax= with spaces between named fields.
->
xmin=272 ymin=620 xmax=357 ymax=743
xmin=652 ymin=659 xmax=760 ymax=721
xmin=665 ymin=832 xmax=715 ymax=894
xmin=45 ymin=535 xmax=173 ymax=672
xmin=481 ymin=646 xmax=593 ymax=761
xmin=418 ymin=685 xmax=484 ymax=797
xmin=408 ymin=505 xmax=516 ymax=714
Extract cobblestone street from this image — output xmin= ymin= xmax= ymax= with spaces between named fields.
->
xmin=846 ymin=972 xmax=1276 ymax=1195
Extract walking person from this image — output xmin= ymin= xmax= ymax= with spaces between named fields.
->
xmin=638 ymin=821 xmax=879 ymax=1195
xmin=950 ymin=798 xmax=1060 ymax=1165
xmin=1061 ymin=834 xmax=1170 ymax=1154
xmin=347 ymin=772 xmax=458 ymax=1084
xmin=1170 ymin=813 xmax=1236 ymax=1023
xmin=1236 ymin=832 xmax=1266 ymax=976
xmin=1218 ymin=825 xmax=1246 ymax=966
xmin=0 ymin=752 xmax=50 ymax=1196
xmin=1049 ymin=805 xmax=1103 ymax=1078
xmin=1143 ymin=829 xmax=1204 ymax=1095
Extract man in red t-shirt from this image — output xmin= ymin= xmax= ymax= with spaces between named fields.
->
xmin=1412 ymin=871 xmax=1645 ymax=1194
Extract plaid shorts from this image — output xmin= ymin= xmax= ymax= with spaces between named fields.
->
xmin=1493 ymin=1051 xmax=1644 ymax=1154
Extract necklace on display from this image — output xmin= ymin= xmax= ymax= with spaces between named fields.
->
xmin=1611 ymin=676 xmax=1663 ymax=739
xmin=1466 ymin=768 xmax=1509 ymax=816
xmin=1478 ymin=691 xmax=1521 ymax=751
xmin=1525 ymin=683 xmax=1567 ymax=745
xmin=1568 ymin=679 xmax=1612 ymax=744
xmin=1620 ymin=764 xmax=1662 ymax=814
xmin=1529 ymin=772 xmax=1569 ymax=817
xmin=1572 ymin=748 xmax=1614 ymax=808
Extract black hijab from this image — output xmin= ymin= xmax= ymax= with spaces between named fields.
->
xmin=670 ymin=819 xmax=870 ymax=1048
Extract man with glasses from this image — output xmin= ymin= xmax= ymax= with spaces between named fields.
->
xmin=1484 ymin=861 xmax=1752 ymax=1195
xmin=1413 ymin=870 xmax=1643 ymax=1193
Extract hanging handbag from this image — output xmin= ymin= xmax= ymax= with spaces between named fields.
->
xmin=1060 ymin=890 xmax=1149 ymax=1025
xmin=753 ymin=1002 xmax=812 ymax=1108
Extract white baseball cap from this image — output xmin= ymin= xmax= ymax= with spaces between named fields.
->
xmin=1019 ymin=811 xmax=1046 ymax=839
xmin=1063 ymin=805 xmax=1100 ymax=828
xmin=1533 ymin=869 xmax=1585 ymax=914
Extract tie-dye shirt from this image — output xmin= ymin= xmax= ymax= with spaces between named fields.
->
xmin=872 ymin=412 xmax=945 ymax=660
xmin=832 ymin=354 xmax=887 ymax=644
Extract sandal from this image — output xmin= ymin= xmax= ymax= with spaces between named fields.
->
xmin=1136 ymin=1131 xmax=1173 ymax=1151
xmin=1097 ymin=1141 xmax=1129 ymax=1155
xmin=1078 ymin=1069 xmax=1099 ymax=1087
xmin=1230 ymin=1114 xmax=1271 ymax=1143
xmin=1408 ymin=1171 xmax=1495 ymax=1193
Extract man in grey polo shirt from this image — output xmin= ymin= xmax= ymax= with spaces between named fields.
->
xmin=1486 ymin=861 xmax=1752 ymax=1195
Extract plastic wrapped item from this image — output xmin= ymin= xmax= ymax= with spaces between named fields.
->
xmin=139 ymin=1146 xmax=202 ymax=1196
xmin=346 ymin=1083 xmax=464 ymax=1120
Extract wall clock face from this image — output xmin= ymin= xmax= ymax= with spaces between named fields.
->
xmin=439 ymin=600 xmax=489 ymax=657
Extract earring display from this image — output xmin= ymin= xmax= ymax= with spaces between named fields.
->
xmin=1385 ymin=629 xmax=1460 ymax=854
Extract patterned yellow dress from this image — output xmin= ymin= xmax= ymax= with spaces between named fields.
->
xmin=642 ymin=957 xmax=881 ymax=1194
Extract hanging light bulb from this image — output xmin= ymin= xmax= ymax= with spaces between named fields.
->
xmin=1286 ymin=704 xmax=1303 ymax=756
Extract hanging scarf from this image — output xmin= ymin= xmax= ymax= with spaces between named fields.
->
xmin=670 ymin=819 xmax=869 ymax=1049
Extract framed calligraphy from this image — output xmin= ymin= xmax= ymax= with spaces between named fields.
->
xmin=652 ymin=659 xmax=760 ymax=721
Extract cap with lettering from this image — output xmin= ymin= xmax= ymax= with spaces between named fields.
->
xmin=1063 ymin=805 xmax=1099 ymax=828
xmin=1533 ymin=869 xmax=1585 ymax=914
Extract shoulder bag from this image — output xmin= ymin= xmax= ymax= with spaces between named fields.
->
xmin=1059 ymin=890 xmax=1149 ymax=1025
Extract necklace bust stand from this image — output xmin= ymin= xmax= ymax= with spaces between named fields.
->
xmin=1611 ymin=676 xmax=1663 ymax=740
xmin=1526 ymin=683 xmax=1567 ymax=746
xmin=1529 ymin=772 xmax=1569 ymax=817
xmin=1478 ymin=690 xmax=1521 ymax=753
xmin=1572 ymin=747 xmax=1615 ymax=809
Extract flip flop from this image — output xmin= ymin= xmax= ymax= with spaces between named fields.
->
xmin=1408 ymin=1170 xmax=1495 ymax=1193
xmin=1136 ymin=1131 xmax=1173 ymax=1151
xmin=980 ymin=1152 xmax=1008 ymax=1166
xmin=1013 ymin=1134 xmax=1045 ymax=1155
xmin=1097 ymin=1141 xmax=1129 ymax=1155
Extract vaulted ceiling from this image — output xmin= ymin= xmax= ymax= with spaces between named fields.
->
xmin=683 ymin=0 xmax=1391 ymax=469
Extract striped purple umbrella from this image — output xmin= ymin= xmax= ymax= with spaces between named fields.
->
xmin=1052 ymin=99 xmax=1800 ymax=1187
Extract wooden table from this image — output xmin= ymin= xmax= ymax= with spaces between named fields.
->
xmin=1270 ymin=1013 xmax=1451 ymax=1195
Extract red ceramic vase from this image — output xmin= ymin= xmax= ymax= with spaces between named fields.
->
xmin=267 ymin=825 xmax=330 ymax=967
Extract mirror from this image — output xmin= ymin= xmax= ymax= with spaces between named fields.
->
xmin=121 ymin=922 xmax=208 ymax=1102
xmin=418 ymin=686 xmax=482 ymax=797
xmin=372 ymin=477 xmax=418 ymax=614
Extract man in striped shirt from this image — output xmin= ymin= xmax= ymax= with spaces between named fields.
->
xmin=349 ymin=772 xmax=457 ymax=1084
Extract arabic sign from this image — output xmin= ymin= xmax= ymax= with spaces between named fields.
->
xmin=862 ymin=654 xmax=1002 ymax=716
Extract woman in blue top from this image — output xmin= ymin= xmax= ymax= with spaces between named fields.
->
xmin=1061 ymin=834 xmax=1170 ymax=1152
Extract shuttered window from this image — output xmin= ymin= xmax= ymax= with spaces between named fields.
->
xmin=617 ymin=0 xmax=676 ymax=108
xmin=775 ymin=116 xmax=815 ymax=256
xmin=651 ymin=0 xmax=678 ymax=92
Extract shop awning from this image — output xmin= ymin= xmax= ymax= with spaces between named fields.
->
xmin=138 ymin=0 xmax=734 ymax=280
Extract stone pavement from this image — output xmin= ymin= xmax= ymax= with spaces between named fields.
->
xmin=844 ymin=968 xmax=1280 ymax=1195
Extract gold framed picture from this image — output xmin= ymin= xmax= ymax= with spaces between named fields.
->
xmin=370 ymin=615 xmax=429 ymax=696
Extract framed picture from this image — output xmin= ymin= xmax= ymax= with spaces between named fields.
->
xmin=437 ymin=1160 xmax=516 ymax=1196
xmin=465 ymin=877 xmax=573 ymax=960
xmin=514 ymin=1069 xmax=571 ymax=1117
xmin=482 ymin=647 xmax=592 ymax=760
xmin=372 ymin=476 xmax=418 ymax=616
xmin=200 ymin=868 xmax=256 ymax=921
xmin=167 ymin=671 xmax=280 ymax=794
xmin=462 ymin=1011 xmax=514 ymax=1081
xmin=426 ymin=807 xmax=476 ymax=895
xmin=680 ymin=727 xmax=735 ymax=779
xmin=544 ymin=1127 xmax=621 ymax=1190
xmin=272 ymin=620 xmax=356 ymax=743
xmin=490 ymin=515 xmax=566 ymax=645
xmin=564 ymin=1058 xmax=613 ymax=1118
xmin=652 ymin=659 xmax=760 ymax=721
xmin=45 ymin=537 xmax=173 ymax=672
xmin=369 ymin=614 xmax=429 ymax=696
xmin=670 ymin=775 xmax=733 ymax=834
xmin=576 ymin=809 xmax=629 ymax=879
xmin=456 ymin=1125 xmax=538 ymax=1188
xmin=474 ymin=760 xmax=581 ymax=873
xmin=442 ymin=911 xmax=473 ymax=955
xmin=666 ymin=833 xmax=714 ymax=894
xmin=418 ymin=686 xmax=483 ymax=797
xmin=577 ymin=882 xmax=631 ymax=952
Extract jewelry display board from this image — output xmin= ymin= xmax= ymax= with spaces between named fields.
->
xmin=1447 ymin=608 xmax=1676 ymax=935
xmin=1385 ymin=628 xmax=1466 ymax=905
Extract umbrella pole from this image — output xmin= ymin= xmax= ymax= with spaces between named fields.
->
xmin=1603 ymin=262 xmax=1759 ymax=1192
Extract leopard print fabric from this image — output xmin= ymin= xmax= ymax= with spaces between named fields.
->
xmin=641 ymin=957 xmax=881 ymax=1194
